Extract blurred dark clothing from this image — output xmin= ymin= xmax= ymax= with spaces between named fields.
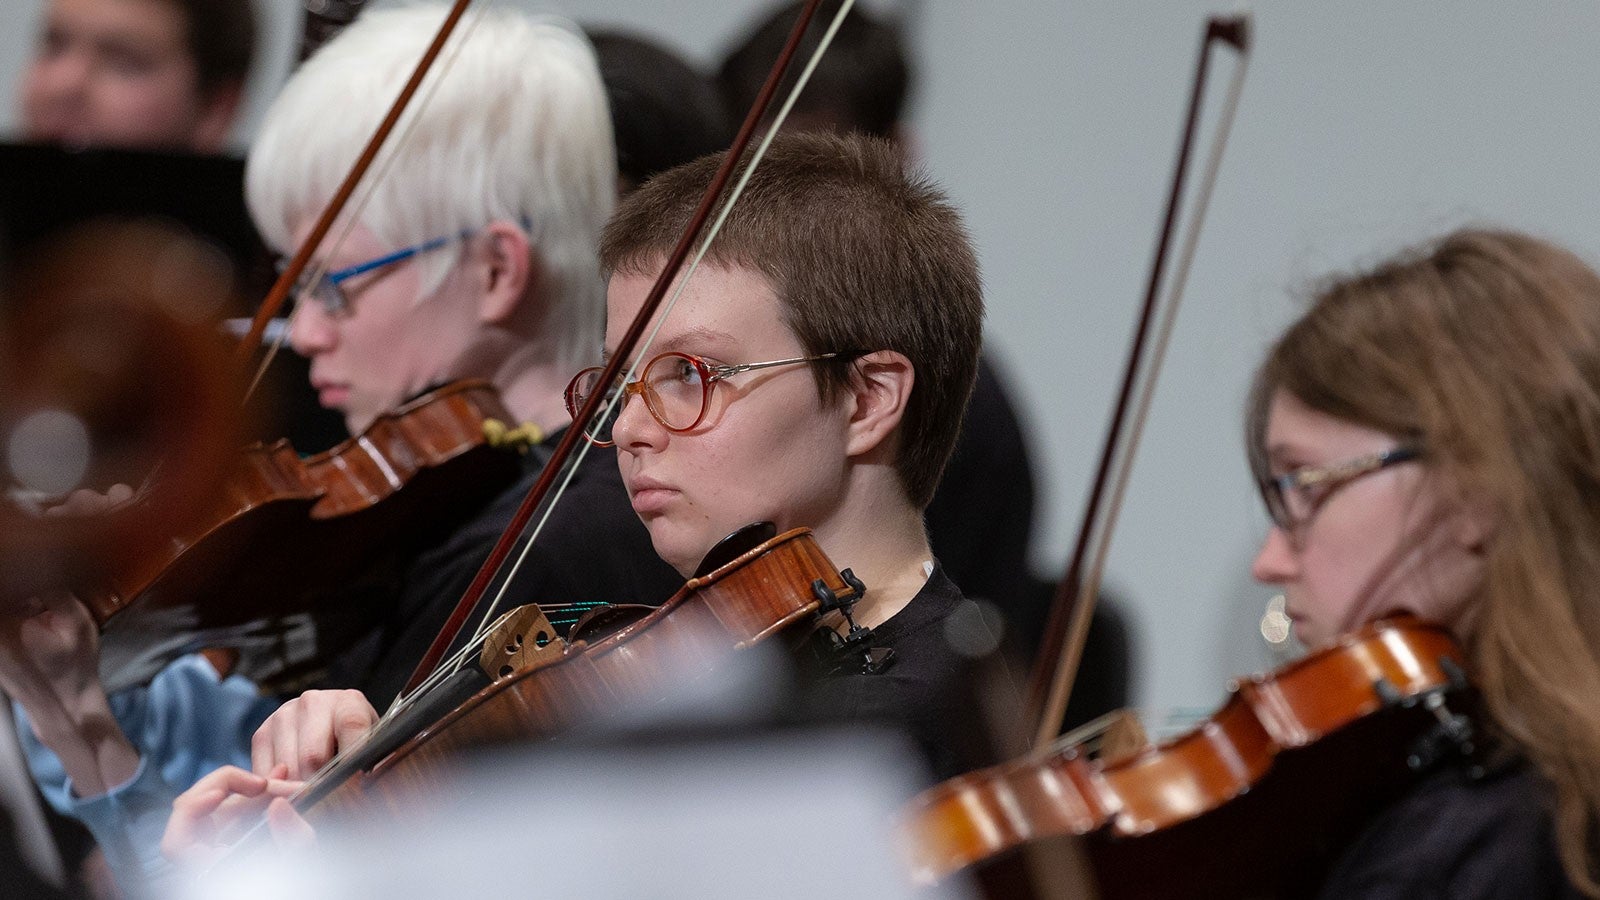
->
xmin=324 ymin=429 xmax=683 ymax=710
xmin=588 ymin=30 xmax=734 ymax=192
xmin=1320 ymin=758 xmax=1582 ymax=899
xmin=926 ymin=354 xmax=1035 ymax=612
xmin=925 ymin=353 xmax=1131 ymax=732
xmin=0 ymin=142 xmax=347 ymax=454
xmin=800 ymin=565 xmax=1009 ymax=782
xmin=0 ymin=807 xmax=74 ymax=900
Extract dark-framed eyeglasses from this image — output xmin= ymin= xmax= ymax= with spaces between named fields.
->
xmin=282 ymin=228 xmax=475 ymax=318
xmin=564 ymin=350 xmax=841 ymax=447
xmin=1259 ymin=446 xmax=1421 ymax=539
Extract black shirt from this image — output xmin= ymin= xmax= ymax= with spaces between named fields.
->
xmin=924 ymin=353 xmax=1035 ymax=612
xmin=325 ymin=432 xmax=683 ymax=710
xmin=801 ymin=566 xmax=1007 ymax=782
xmin=1320 ymin=758 xmax=1582 ymax=899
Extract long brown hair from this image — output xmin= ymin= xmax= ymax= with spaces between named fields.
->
xmin=1248 ymin=228 xmax=1600 ymax=894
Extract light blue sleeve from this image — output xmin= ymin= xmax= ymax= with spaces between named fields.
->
xmin=16 ymin=653 xmax=279 ymax=889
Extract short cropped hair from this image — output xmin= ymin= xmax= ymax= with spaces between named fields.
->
xmin=600 ymin=132 xmax=982 ymax=509
xmin=176 ymin=0 xmax=257 ymax=94
xmin=245 ymin=4 xmax=616 ymax=371
xmin=717 ymin=0 xmax=909 ymax=138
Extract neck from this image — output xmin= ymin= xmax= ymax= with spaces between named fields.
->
xmin=484 ymin=346 xmax=572 ymax=439
xmin=809 ymin=474 xmax=932 ymax=632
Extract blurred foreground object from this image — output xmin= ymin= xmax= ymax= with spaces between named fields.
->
xmin=191 ymin=726 xmax=977 ymax=899
xmin=0 ymin=220 xmax=243 ymax=606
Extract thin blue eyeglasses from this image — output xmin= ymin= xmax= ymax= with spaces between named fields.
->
xmin=286 ymin=228 xmax=476 ymax=318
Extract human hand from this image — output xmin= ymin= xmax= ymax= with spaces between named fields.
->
xmin=0 ymin=590 xmax=139 ymax=795
xmin=41 ymin=484 xmax=137 ymax=518
xmin=251 ymin=689 xmax=378 ymax=780
xmin=0 ymin=591 xmax=102 ymax=708
xmin=161 ymin=764 xmax=309 ymax=868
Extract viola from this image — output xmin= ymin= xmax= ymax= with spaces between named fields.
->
xmin=86 ymin=380 xmax=532 ymax=692
xmin=258 ymin=525 xmax=862 ymax=826
xmin=902 ymin=616 xmax=1477 ymax=898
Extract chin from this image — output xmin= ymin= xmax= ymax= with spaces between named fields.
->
xmin=644 ymin=527 xmax=699 ymax=580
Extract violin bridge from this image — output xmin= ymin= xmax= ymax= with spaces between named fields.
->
xmin=477 ymin=604 xmax=563 ymax=680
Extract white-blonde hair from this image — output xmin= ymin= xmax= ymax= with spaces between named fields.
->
xmin=245 ymin=3 xmax=615 ymax=370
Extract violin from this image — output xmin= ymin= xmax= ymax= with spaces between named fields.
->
xmin=88 ymin=380 xmax=533 ymax=692
xmin=178 ymin=0 xmax=868 ymax=858
xmin=902 ymin=616 xmax=1478 ymax=898
xmin=253 ymin=525 xmax=862 ymax=827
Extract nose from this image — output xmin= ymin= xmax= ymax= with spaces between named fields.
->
xmin=1251 ymin=525 xmax=1299 ymax=586
xmin=607 ymin=381 xmax=666 ymax=452
xmin=288 ymin=300 xmax=337 ymax=356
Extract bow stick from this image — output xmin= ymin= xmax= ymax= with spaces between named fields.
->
xmin=397 ymin=0 xmax=852 ymax=700
xmin=233 ymin=0 xmax=475 ymax=394
xmin=1026 ymin=13 xmax=1253 ymax=749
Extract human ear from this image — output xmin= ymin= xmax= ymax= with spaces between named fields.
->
xmin=844 ymin=350 xmax=914 ymax=459
xmin=476 ymin=221 xmax=539 ymax=326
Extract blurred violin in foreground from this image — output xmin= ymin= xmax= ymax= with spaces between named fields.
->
xmin=0 ymin=219 xmax=534 ymax=691
xmin=0 ymin=221 xmax=243 ymax=613
xmin=902 ymin=615 xmax=1478 ymax=898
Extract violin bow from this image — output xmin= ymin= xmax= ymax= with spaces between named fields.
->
xmin=396 ymin=0 xmax=857 ymax=701
xmin=233 ymin=0 xmax=477 ymax=393
xmin=1025 ymin=13 xmax=1253 ymax=750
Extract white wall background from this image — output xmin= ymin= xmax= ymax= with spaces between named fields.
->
xmin=5 ymin=1 xmax=1599 ymax=718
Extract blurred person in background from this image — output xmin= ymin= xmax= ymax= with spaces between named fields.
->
xmin=18 ymin=0 xmax=256 ymax=152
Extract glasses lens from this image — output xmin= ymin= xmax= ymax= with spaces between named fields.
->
xmin=284 ymin=271 xmax=350 ymax=318
xmin=565 ymin=367 xmax=622 ymax=443
xmin=310 ymin=278 xmax=349 ymax=317
xmin=1261 ymin=478 xmax=1292 ymax=532
xmin=642 ymin=353 xmax=708 ymax=431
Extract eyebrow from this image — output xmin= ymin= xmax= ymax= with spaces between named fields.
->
xmin=1264 ymin=443 xmax=1315 ymax=471
xmin=602 ymin=326 xmax=744 ymax=364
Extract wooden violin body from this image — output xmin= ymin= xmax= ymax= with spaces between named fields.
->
xmin=90 ymin=380 xmax=527 ymax=692
xmin=296 ymin=526 xmax=858 ymax=824
xmin=904 ymin=616 xmax=1474 ymax=898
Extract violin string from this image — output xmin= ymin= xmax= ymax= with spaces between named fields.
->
xmin=296 ymin=0 xmax=854 ymax=827
xmin=1032 ymin=17 xmax=1252 ymax=747
xmin=380 ymin=0 xmax=861 ymax=724
xmin=388 ymin=0 xmax=864 ymax=714
xmin=445 ymin=0 xmax=862 ymax=668
xmin=230 ymin=2 xmax=508 ymax=803
xmin=246 ymin=1 xmax=495 ymax=401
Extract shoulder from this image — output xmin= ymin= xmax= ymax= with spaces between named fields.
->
xmin=800 ymin=568 xmax=1008 ymax=781
xmin=1320 ymin=761 xmax=1579 ymax=900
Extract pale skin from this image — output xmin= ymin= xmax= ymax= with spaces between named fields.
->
xmin=3 ymin=219 xmax=565 ymax=855
xmin=20 ymin=0 xmax=240 ymax=152
xmin=0 ymin=486 xmax=138 ymax=796
xmin=604 ymin=263 xmax=933 ymax=628
xmin=163 ymin=261 xmax=939 ymax=859
xmin=287 ymin=219 xmax=569 ymax=437
xmin=1251 ymin=389 xmax=1489 ymax=647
